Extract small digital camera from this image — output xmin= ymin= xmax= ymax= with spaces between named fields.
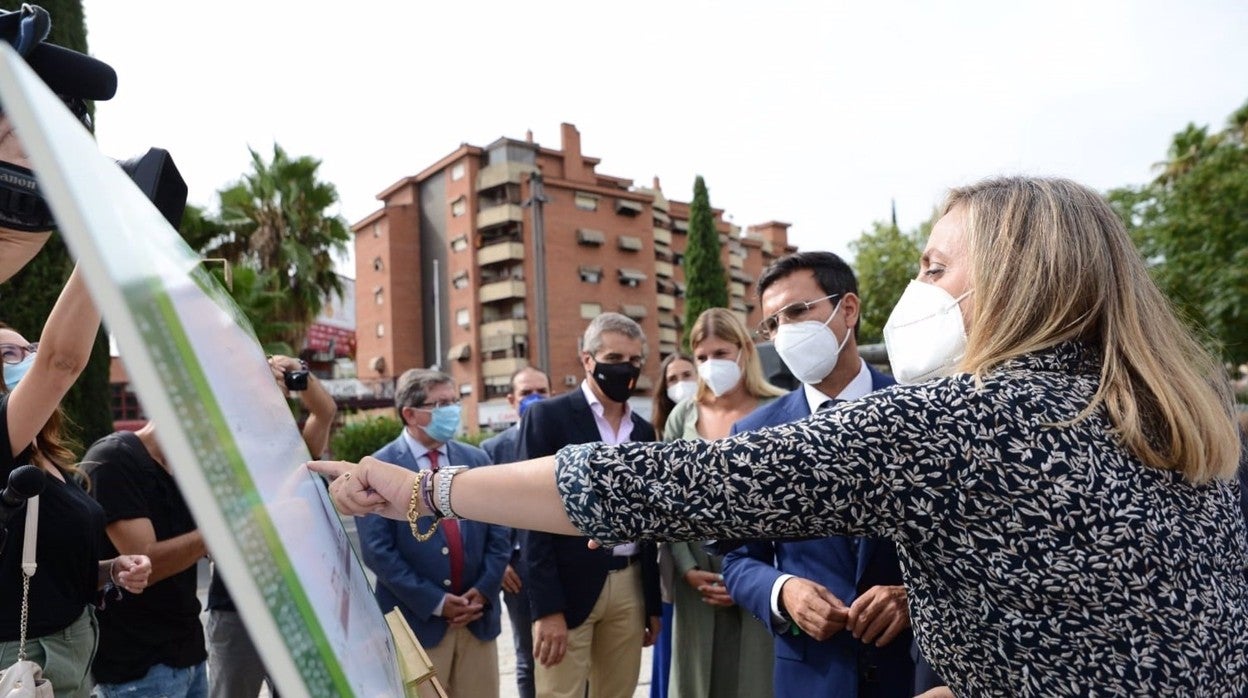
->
xmin=284 ymin=368 xmax=309 ymax=392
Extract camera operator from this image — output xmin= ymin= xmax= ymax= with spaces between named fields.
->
xmin=0 ymin=6 xmax=154 ymax=697
xmin=205 ymin=354 xmax=336 ymax=698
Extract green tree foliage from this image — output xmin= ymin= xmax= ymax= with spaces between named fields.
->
xmin=1108 ymin=99 xmax=1248 ymax=365
xmin=681 ymin=175 xmax=728 ymax=350
xmin=0 ymin=0 xmax=111 ymax=451
xmin=330 ymin=415 xmax=402 ymax=463
xmin=189 ymin=145 xmax=350 ymax=351
xmin=849 ymin=218 xmax=930 ymax=344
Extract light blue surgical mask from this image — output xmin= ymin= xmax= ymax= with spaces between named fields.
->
xmin=4 ymin=354 xmax=34 ymax=390
xmin=419 ymin=404 xmax=462 ymax=443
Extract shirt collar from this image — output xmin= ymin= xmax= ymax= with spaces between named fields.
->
xmin=580 ymin=379 xmax=633 ymax=420
xmin=401 ymin=426 xmax=444 ymax=466
xmin=803 ymin=357 xmax=872 ymax=413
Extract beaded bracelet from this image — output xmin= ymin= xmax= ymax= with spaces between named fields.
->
xmin=421 ymin=469 xmax=441 ymax=518
xmin=408 ymin=470 xmax=439 ymax=542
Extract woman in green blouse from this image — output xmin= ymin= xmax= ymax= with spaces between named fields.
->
xmin=662 ymin=308 xmax=785 ymax=698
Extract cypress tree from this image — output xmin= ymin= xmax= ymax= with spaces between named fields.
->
xmin=681 ymin=175 xmax=729 ymax=350
xmin=1 ymin=0 xmax=114 ymax=452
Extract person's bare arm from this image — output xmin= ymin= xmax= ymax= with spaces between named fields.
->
xmin=105 ymin=517 xmax=205 ymax=585
xmin=7 ymin=266 xmax=100 ymax=456
xmin=308 ymin=455 xmax=579 ymax=535
xmin=269 ymin=355 xmax=336 ymax=457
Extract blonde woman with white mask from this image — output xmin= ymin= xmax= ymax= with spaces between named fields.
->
xmin=315 ymin=177 xmax=1248 ymax=697
xmin=661 ymin=308 xmax=784 ymax=698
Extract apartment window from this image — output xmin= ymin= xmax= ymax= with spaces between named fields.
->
xmin=618 ymin=268 xmax=648 ymax=288
xmin=617 ymin=235 xmax=643 ymax=252
xmin=576 ymin=228 xmax=605 ymax=246
xmin=375 ymin=323 xmax=385 ymax=338
xmin=615 ymin=199 xmax=644 ymax=217
xmin=579 ymin=265 xmax=602 ymax=284
xmin=452 ymin=271 xmax=470 ymax=290
xmin=372 ymin=257 xmax=384 ymax=272
xmin=451 ymin=196 xmax=467 ymax=217
xmin=456 ymin=308 xmax=470 ymax=328
xmin=372 ymin=223 xmax=381 ymax=238
xmin=373 ymin=286 xmax=384 ymax=305
xmin=580 ymin=302 xmax=602 ymax=319
xmin=450 ymin=162 xmax=466 ymax=181
xmin=574 ymin=192 xmax=599 ymax=211
xmin=451 ymin=236 xmax=469 ymax=252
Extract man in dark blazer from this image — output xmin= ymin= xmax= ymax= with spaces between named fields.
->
xmin=481 ymin=366 xmax=550 ymax=698
xmin=357 ymin=368 xmax=512 ymax=698
xmin=518 ymin=313 xmax=662 ymax=698
xmin=722 ymin=252 xmax=924 ymax=698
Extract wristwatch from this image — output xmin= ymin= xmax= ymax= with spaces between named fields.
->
xmin=436 ymin=466 xmax=470 ymax=520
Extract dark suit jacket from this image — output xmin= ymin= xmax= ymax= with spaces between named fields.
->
xmin=722 ymin=364 xmax=918 ymax=698
xmin=517 ymin=387 xmax=662 ymax=629
xmin=356 ymin=435 xmax=512 ymax=648
xmin=480 ymin=424 xmax=521 ymax=466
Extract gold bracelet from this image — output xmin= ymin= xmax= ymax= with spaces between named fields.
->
xmin=409 ymin=470 xmax=438 ymax=542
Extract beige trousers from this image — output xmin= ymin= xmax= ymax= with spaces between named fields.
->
xmin=420 ymin=624 xmax=499 ymax=698
xmin=534 ymin=564 xmax=645 ymax=698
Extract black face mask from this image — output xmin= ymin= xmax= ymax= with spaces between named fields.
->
xmin=591 ymin=360 xmax=641 ymax=404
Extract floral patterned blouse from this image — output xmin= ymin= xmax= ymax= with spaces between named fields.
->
xmin=555 ymin=343 xmax=1248 ymax=696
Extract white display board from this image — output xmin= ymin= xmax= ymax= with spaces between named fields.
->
xmin=0 ymin=44 xmax=404 ymax=698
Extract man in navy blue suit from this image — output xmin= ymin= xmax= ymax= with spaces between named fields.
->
xmin=518 ymin=313 xmax=661 ymax=698
xmin=357 ymin=368 xmax=512 ymax=698
xmin=722 ymin=252 xmax=920 ymax=698
xmin=481 ymin=366 xmax=551 ymax=698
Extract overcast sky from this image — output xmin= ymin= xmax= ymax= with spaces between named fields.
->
xmin=81 ymin=0 xmax=1248 ymax=275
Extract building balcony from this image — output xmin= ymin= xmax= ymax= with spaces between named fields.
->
xmin=620 ymin=303 xmax=648 ymax=320
xmin=659 ymin=328 xmax=679 ymax=344
xmin=655 ymin=261 xmax=673 ymax=279
xmin=653 ymin=227 xmax=672 ymax=246
xmin=482 ymin=357 xmax=528 ymax=378
xmin=656 ymin=294 xmax=675 ymax=311
xmin=730 ymin=282 xmax=746 ymax=298
xmin=729 ymin=254 xmax=744 ymax=269
xmin=480 ymin=332 xmax=523 ymax=354
xmin=477 ymin=203 xmax=524 ymax=230
xmin=480 ymin=279 xmax=526 ymax=303
xmin=476 ymin=161 xmax=537 ymax=190
xmin=479 ymin=318 xmax=528 ymax=337
xmin=478 ymin=241 xmax=525 ymax=267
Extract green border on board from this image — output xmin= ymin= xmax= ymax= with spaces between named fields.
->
xmin=126 ymin=276 xmax=352 ymax=696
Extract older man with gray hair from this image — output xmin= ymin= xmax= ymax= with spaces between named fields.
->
xmin=518 ymin=313 xmax=662 ymax=698
xmin=356 ymin=368 xmax=511 ymax=698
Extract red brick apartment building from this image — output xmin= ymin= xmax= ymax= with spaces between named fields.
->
xmin=353 ymin=123 xmax=797 ymax=430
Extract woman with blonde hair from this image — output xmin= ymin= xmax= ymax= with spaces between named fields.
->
xmin=662 ymin=308 xmax=782 ymax=698
xmin=316 ymin=176 xmax=1248 ymax=697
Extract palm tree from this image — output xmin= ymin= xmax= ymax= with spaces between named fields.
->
xmin=201 ymin=145 xmax=350 ymax=351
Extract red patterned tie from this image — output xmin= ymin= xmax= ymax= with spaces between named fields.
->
xmin=429 ymin=450 xmax=464 ymax=593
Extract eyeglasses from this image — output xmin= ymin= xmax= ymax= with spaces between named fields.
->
xmin=415 ymin=399 xmax=461 ymax=410
xmin=755 ymin=294 xmax=840 ymax=340
xmin=0 ymin=342 xmax=38 ymax=365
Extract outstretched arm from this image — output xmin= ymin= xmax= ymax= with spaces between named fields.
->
xmin=7 ymin=265 xmax=100 ymax=457
xmin=309 ymin=455 xmax=577 ymax=536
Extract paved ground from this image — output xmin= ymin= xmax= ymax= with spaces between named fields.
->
xmin=197 ymin=556 xmax=655 ymax=697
